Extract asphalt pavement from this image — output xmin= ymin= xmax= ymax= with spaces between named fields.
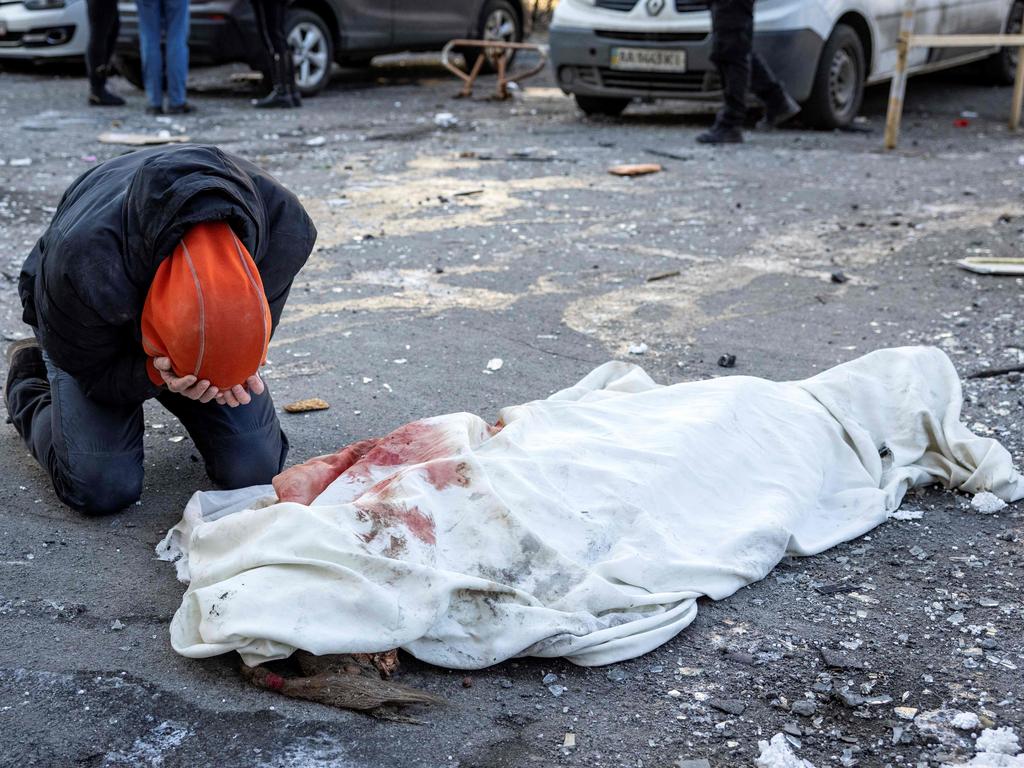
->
xmin=0 ymin=53 xmax=1022 ymax=767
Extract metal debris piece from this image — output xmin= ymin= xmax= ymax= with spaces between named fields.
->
xmin=284 ymin=398 xmax=331 ymax=414
xmin=440 ymin=38 xmax=548 ymax=100
xmin=957 ymin=257 xmax=1024 ymax=275
xmin=717 ymin=354 xmax=737 ymax=369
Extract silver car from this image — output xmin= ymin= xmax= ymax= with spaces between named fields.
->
xmin=0 ymin=0 xmax=87 ymax=59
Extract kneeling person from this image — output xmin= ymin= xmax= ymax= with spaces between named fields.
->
xmin=6 ymin=145 xmax=317 ymax=515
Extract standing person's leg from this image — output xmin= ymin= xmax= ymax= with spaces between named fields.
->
xmin=164 ymin=0 xmax=192 ymax=111
xmin=5 ymin=344 xmax=146 ymax=515
xmin=270 ymin=0 xmax=301 ymax=106
xmin=158 ymin=385 xmax=288 ymax=489
xmin=750 ymin=52 xmax=801 ymax=127
xmin=251 ymin=0 xmax=297 ymax=109
xmin=698 ymin=0 xmax=753 ymax=143
xmin=136 ymin=0 xmax=166 ymax=112
xmin=85 ymin=0 xmax=125 ymax=105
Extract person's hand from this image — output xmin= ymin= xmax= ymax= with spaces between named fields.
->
xmin=214 ymin=373 xmax=265 ymax=408
xmin=152 ymin=357 xmax=220 ymax=403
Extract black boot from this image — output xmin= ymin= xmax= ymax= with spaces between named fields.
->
xmin=88 ymin=70 xmax=126 ymax=107
xmin=696 ymin=122 xmax=744 ymax=144
xmin=252 ymin=55 xmax=294 ymax=109
xmin=758 ymin=92 xmax=801 ymax=129
xmin=284 ymin=55 xmax=302 ymax=108
xmin=5 ymin=339 xmax=45 ymax=406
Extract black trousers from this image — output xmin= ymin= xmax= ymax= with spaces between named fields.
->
xmin=6 ymin=348 xmax=289 ymax=515
xmin=708 ymin=0 xmax=787 ymax=128
xmin=251 ymin=0 xmax=290 ymax=67
xmin=85 ymin=0 xmax=119 ymax=90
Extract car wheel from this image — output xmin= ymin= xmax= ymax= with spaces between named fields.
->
xmin=574 ymin=94 xmax=630 ymax=117
xmin=463 ymin=0 xmax=522 ymax=75
xmin=984 ymin=0 xmax=1024 ymax=85
xmin=287 ymin=8 xmax=333 ymax=97
xmin=802 ymin=23 xmax=865 ymax=130
xmin=113 ymin=54 xmax=144 ymax=90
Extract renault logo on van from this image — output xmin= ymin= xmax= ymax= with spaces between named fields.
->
xmin=645 ymin=0 xmax=665 ymax=15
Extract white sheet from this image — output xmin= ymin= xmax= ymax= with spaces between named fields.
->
xmin=158 ymin=347 xmax=1023 ymax=668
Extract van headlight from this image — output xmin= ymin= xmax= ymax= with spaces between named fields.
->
xmin=25 ymin=0 xmax=66 ymax=9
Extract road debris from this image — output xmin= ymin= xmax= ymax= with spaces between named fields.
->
xmin=433 ymin=112 xmax=459 ymax=128
xmin=608 ymin=163 xmax=662 ymax=177
xmin=562 ymin=733 xmax=576 ymax=749
xmin=628 ymin=342 xmax=648 ymax=355
xmin=284 ymin=398 xmax=330 ymax=414
xmin=97 ymin=131 xmax=190 ymax=146
xmin=717 ymin=354 xmax=737 ymax=368
xmin=756 ymin=733 xmax=816 ymax=768
xmin=485 ymin=358 xmax=503 ymax=372
xmin=971 ymin=491 xmax=1007 ymax=514
xmin=646 ymin=270 xmax=681 ymax=282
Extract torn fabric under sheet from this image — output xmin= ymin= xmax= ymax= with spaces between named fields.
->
xmin=158 ymin=347 xmax=1023 ymax=668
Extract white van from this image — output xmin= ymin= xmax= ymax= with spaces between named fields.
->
xmin=549 ymin=0 xmax=1022 ymax=127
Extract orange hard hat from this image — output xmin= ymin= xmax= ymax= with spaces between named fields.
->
xmin=141 ymin=220 xmax=271 ymax=389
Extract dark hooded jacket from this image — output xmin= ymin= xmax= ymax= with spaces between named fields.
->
xmin=19 ymin=144 xmax=317 ymax=405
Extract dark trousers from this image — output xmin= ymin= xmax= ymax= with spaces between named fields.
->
xmin=6 ymin=350 xmax=289 ymax=515
xmin=251 ymin=0 xmax=290 ymax=68
xmin=85 ymin=0 xmax=119 ymax=92
xmin=708 ymin=0 xmax=787 ymax=128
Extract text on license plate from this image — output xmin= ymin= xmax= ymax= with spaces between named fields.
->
xmin=610 ymin=47 xmax=687 ymax=72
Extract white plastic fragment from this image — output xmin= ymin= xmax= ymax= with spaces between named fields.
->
xmin=954 ymin=712 xmax=982 ymax=730
xmin=10 ymin=158 xmax=32 ymax=167
xmin=305 ymin=136 xmax=326 ymax=146
xmin=889 ymin=507 xmax=924 ymax=521
xmin=971 ymin=492 xmax=1007 ymax=514
xmin=976 ymin=728 xmax=1021 ymax=756
xmin=945 ymin=727 xmax=1024 ymax=768
xmin=628 ymin=343 xmax=648 ymax=355
xmin=755 ymin=733 xmax=817 ymax=768
xmin=486 ymin=358 xmax=503 ymax=372
xmin=434 ymin=112 xmax=459 ymax=128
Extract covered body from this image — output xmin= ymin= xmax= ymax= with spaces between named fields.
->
xmin=160 ymin=347 xmax=1022 ymax=668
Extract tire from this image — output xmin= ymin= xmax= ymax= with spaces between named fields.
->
xmin=801 ymin=24 xmax=865 ymax=130
xmin=983 ymin=0 xmax=1024 ymax=85
xmin=286 ymin=8 xmax=334 ymax=97
xmin=574 ymin=94 xmax=630 ymax=117
xmin=462 ymin=0 xmax=522 ymax=75
xmin=113 ymin=54 xmax=144 ymax=90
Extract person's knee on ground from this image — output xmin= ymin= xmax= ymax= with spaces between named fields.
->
xmin=52 ymin=455 xmax=144 ymax=516
xmin=204 ymin=430 xmax=288 ymax=490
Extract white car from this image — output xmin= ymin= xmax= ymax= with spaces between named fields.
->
xmin=549 ymin=0 xmax=1023 ymax=127
xmin=0 ymin=0 xmax=87 ymax=60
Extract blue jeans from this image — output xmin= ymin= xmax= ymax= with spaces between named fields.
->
xmin=137 ymin=0 xmax=190 ymax=108
xmin=5 ymin=349 xmax=288 ymax=515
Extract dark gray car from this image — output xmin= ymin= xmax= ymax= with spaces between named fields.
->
xmin=115 ymin=0 xmax=526 ymax=97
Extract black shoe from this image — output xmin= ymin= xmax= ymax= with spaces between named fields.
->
xmin=758 ymin=92 xmax=801 ymax=129
xmin=288 ymin=86 xmax=302 ymax=108
xmin=88 ymin=86 xmax=126 ymax=107
xmin=5 ymin=338 xmax=44 ymax=400
xmin=166 ymin=102 xmax=196 ymax=115
xmin=696 ymin=124 xmax=744 ymax=144
xmin=252 ymin=86 xmax=294 ymax=109
xmin=145 ymin=104 xmax=164 ymax=116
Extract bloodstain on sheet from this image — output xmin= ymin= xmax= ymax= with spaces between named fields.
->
xmin=274 ymin=438 xmax=379 ymax=505
xmin=272 ymin=418 xmax=498 ymax=553
xmin=355 ymin=501 xmax=436 ymax=555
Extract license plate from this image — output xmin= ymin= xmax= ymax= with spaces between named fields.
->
xmin=610 ymin=47 xmax=687 ymax=72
